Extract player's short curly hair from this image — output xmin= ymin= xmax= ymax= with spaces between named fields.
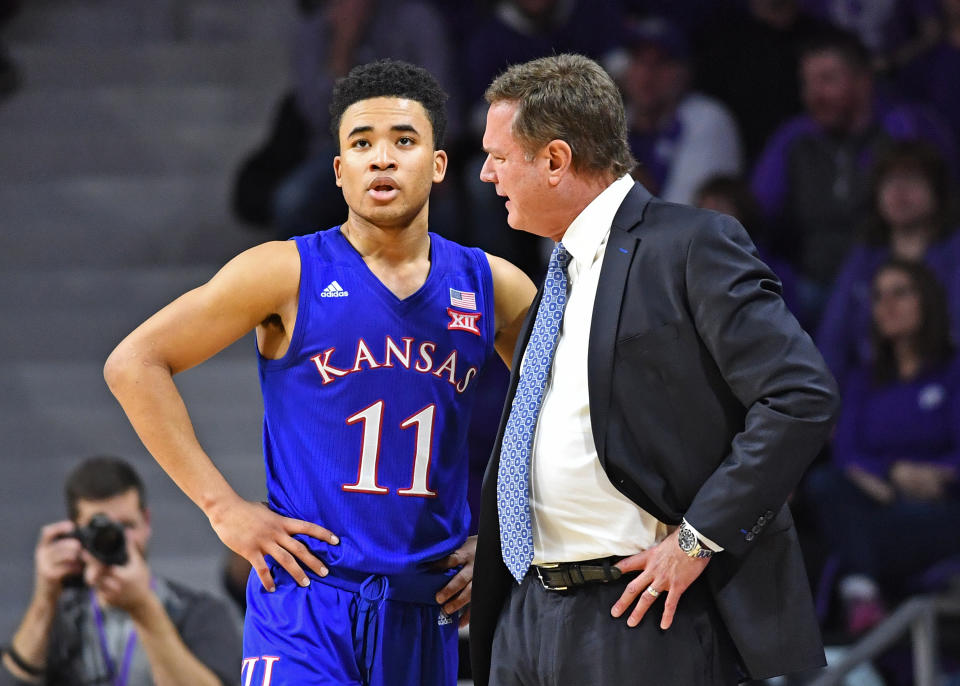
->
xmin=329 ymin=59 xmax=448 ymax=150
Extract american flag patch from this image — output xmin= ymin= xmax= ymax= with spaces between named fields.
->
xmin=449 ymin=288 xmax=477 ymax=310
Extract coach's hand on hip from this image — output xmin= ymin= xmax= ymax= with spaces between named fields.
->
xmin=611 ymin=528 xmax=710 ymax=630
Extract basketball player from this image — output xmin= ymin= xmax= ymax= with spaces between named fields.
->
xmin=104 ymin=60 xmax=536 ymax=686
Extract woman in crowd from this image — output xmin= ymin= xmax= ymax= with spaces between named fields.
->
xmin=817 ymin=140 xmax=960 ymax=388
xmin=808 ymin=260 xmax=960 ymax=635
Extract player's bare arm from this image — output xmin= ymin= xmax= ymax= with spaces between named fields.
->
xmin=488 ymin=253 xmax=537 ymax=367
xmin=104 ymin=241 xmax=339 ymax=592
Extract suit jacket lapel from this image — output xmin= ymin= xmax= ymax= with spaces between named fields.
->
xmin=588 ymin=182 xmax=652 ymax=469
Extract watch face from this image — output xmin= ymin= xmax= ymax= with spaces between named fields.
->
xmin=678 ymin=525 xmax=696 ymax=552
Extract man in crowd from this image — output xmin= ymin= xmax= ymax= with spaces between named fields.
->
xmin=1 ymin=456 xmax=240 ymax=685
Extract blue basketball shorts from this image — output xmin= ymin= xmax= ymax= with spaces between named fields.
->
xmin=241 ymin=565 xmax=459 ymax=686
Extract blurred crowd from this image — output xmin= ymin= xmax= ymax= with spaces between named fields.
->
xmin=3 ymin=0 xmax=957 ymax=682
xmin=229 ymin=0 xmax=960 ymax=655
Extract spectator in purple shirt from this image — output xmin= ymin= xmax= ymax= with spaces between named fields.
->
xmin=807 ymin=259 xmax=960 ymax=635
xmin=817 ymin=140 xmax=960 ymax=388
xmin=751 ymin=28 xmax=956 ymax=324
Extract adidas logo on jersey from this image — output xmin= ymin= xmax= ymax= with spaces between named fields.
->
xmin=321 ymin=280 xmax=349 ymax=298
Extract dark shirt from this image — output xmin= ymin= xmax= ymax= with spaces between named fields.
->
xmin=693 ymin=6 xmax=829 ymax=163
xmin=751 ymin=101 xmax=957 ymax=285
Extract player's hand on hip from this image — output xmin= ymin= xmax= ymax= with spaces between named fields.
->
xmin=432 ymin=535 xmax=475 ymax=626
xmin=610 ymin=528 xmax=710 ymax=630
xmin=208 ymin=498 xmax=339 ymax=592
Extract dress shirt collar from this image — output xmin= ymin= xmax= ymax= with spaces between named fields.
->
xmin=560 ymin=174 xmax=634 ymax=271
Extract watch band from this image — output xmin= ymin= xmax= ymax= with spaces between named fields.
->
xmin=678 ymin=521 xmax=714 ymax=559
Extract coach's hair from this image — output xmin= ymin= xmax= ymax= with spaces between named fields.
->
xmin=329 ymin=59 xmax=448 ymax=150
xmin=484 ymin=54 xmax=636 ymax=178
xmin=65 ymin=456 xmax=147 ymax=521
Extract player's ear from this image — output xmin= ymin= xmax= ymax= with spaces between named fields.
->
xmin=333 ymin=156 xmax=343 ymax=188
xmin=433 ymin=149 xmax=447 ymax=184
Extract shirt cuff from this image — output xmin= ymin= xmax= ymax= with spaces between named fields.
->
xmin=683 ymin=518 xmax=724 ymax=553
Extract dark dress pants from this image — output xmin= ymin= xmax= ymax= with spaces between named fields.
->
xmin=489 ymin=570 xmax=739 ymax=686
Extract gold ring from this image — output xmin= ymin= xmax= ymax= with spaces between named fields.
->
xmin=645 ymin=585 xmax=661 ymax=598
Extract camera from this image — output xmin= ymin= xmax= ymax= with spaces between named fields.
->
xmin=59 ymin=513 xmax=128 ymax=566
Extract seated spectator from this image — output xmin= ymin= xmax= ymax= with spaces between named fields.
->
xmin=694 ymin=175 xmax=802 ymax=320
xmin=273 ymin=0 xmax=457 ymax=240
xmin=751 ymin=28 xmax=956 ymax=324
xmin=817 ymin=140 xmax=960 ymax=387
xmin=693 ymin=0 xmax=830 ymax=164
xmin=899 ymin=0 xmax=960 ymax=145
xmin=1 ymin=456 xmax=241 ymax=685
xmin=806 ymin=260 xmax=960 ymax=636
xmin=622 ymin=16 xmax=743 ymax=205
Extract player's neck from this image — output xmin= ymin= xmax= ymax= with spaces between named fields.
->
xmin=341 ymin=214 xmax=431 ymax=265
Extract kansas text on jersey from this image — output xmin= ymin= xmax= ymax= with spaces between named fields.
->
xmin=258 ymin=227 xmax=496 ymax=576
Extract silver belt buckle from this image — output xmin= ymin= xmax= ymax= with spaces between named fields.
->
xmin=535 ymin=563 xmax=567 ymax=591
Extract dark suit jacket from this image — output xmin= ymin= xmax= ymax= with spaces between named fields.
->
xmin=470 ymin=183 xmax=840 ymax=684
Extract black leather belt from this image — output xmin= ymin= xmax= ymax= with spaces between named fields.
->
xmin=532 ymin=557 xmax=623 ymax=591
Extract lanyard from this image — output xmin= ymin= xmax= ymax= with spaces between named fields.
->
xmin=90 ymin=593 xmax=138 ymax=686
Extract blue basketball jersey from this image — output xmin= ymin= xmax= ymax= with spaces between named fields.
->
xmin=258 ymin=227 xmax=496 ymax=576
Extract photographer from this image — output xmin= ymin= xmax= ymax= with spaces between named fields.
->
xmin=1 ymin=456 xmax=240 ymax=685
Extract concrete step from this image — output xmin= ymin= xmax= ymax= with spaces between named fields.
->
xmin=0 ymin=358 xmax=264 ymax=453
xmin=0 ymin=122 xmax=264 ymax=182
xmin=6 ymin=0 xmax=177 ymax=46
xmin=6 ymin=42 xmax=287 ymax=91
xmin=0 ymin=84 xmax=280 ymax=134
xmin=0 ymin=172 xmax=266 ymax=268
xmin=6 ymin=0 xmax=296 ymax=46
xmin=0 ymin=266 xmax=249 ymax=360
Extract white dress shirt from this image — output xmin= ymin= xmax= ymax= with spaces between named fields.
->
xmin=528 ymin=175 xmax=671 ymax=563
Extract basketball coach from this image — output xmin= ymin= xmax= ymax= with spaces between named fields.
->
xmin=470 ymin=53 xmax=840 ymax=686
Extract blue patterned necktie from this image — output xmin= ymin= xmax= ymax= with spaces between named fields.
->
xmin=498 ymin=242 xmax=572 ymax=582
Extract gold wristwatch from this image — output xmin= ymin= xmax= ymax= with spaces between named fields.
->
xmin=678 ymin=521 xmax=714 ymax=559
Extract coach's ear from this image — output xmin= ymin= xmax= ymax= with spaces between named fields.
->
xmin=545 ymin=139 xmax=572 ymax=187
